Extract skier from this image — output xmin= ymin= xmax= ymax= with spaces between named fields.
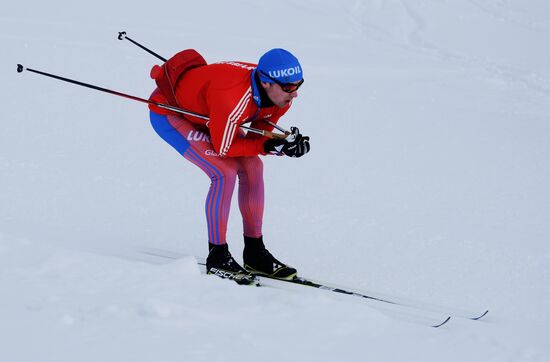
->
xmin=148 ymin=48 xmax=309 ymax=282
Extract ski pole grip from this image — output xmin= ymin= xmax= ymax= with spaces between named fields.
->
xmin=17 ymin=64 xmax=24 ymax=73
xmin=117 ymin=31 xmax=127 ymax=40
xmin=266 ymin=131 xmax=288 ymax=140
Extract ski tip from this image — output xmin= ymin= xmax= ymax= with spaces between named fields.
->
xmin=471 ymin=309 xmax=489 ymax=321
xmin=17 ymin=64 xmax=24 ymax=73
xmin=117 ymin=31 xmax=127 ymax=40
xmin=432 ymin=316 xmax=451 ymax=328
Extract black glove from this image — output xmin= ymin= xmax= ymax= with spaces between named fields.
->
xmin=264 ymin=127 xmax=310 ymax=158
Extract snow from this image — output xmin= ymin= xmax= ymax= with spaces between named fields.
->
xmin=1 ymin=0 xmax=550 ymax=361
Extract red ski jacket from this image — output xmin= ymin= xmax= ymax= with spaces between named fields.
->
xmin=149 ymin=61 xmax=291 ymax=157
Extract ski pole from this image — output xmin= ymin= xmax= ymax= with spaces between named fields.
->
xmin=239 ymin=125 xmax=287 ymax=139
xmin=264 ymin=119 xmax=290 ymax=136
xmin=17 ymin=64 xmax=208 ymax=119
xmin=118 ymin=31 xmax=167 ymax=62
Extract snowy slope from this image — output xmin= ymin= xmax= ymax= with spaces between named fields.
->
xmin=2 ymin=0 xmax=550 ymax=361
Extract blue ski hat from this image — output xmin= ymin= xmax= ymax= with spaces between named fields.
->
xmin=257 ymin=48 xmax=303 ymax=84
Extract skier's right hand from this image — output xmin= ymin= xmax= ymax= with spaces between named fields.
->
xmin=263 ymin=127 xmax=310 ymax=158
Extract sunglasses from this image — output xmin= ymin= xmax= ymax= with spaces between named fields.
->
xmin=260 ymin=70 xmax=304 ymax=93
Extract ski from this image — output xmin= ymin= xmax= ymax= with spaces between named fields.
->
xmin=254 ymin=272 xmax=488 ymax=322
xmin=213 ymin=264 xmax=451 ymax=328
xmin=137 ymin=248 xmax=488 ymax=327
xmin=257 ymin=273 xmax=488 ymax=321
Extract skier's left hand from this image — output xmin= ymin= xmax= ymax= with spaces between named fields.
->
xmin=264 ymin=127 xmax=310 ymax=158
xmin=286 ymin=127 xmax=310 ymax=158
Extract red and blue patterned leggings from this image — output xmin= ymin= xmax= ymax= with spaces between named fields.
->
xmin=150 ymin=111 xmax=264 ymax=245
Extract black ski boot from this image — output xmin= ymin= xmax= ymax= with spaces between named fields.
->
xmin=243 ymin=235 xmax=297 ymax=280
xmin=206 ymin=243 xmax=257 ymax=285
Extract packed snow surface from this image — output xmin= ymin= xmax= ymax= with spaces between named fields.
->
xmin=1 ymin=1 xmax=550 ymax=361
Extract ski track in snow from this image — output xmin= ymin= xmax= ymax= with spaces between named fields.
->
xmin=399 ymin=1 xmax=550 ymax=98
xmin=344 ymin=0 xmax=550 ymax=99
